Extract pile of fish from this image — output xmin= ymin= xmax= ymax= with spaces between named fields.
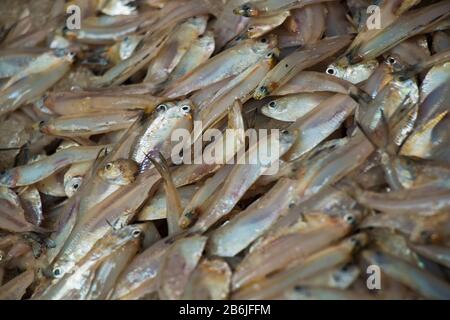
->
xmin=1 ymin=0 xmax=450 ymax=300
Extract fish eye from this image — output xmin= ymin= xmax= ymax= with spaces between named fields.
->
xmin=326 ymin=67 xmax=336 ymax=75
xmin=387 ymin=56 xmax=397 ymax=65
xmin=241 ymin=4 xmax=252 ymax=14
xmin=156 ymin=104 xmax=168 ymax=112
xmin=260 ymin=37 xmax=268 ymax=43
xmin=53 ymin=267 xmax=63 ymax=278
xmin=181 ymin=105 xmax=191 ymax=112
xmin=344 ymin=213 xmax=356 ymax=225
xmin=258 ymin=86 xmax=269 ymax=95
xmin=332 ymin=273 xmax=342 ymax=283
xmin=281 ymin=129 xmax=290 ymax=136
xmin=72 ymin=183 xmax=79 ymax=190
xmin=268 ymin=101 xmax=277 ymax=109
xmin=105 ymin=163 xmax=113 ymax=170
xmin=132 ymin=229 xmax=141 ymax=238
xmin=420 ymin=230 xmax=433 ymax=243
xmin=341 ymin=263 xmax=351 ymax=272
xmin=294 ymin=285 xmax=306 ymax=292
xmin=350 ymin=236 xmax=361 ymax=247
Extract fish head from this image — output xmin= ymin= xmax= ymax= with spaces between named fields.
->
xmin=261 ymin=99 xmax=288 ymax=120
xmin=347 ymin=233 xmax=368 ymax=252
xmin=97 ymin=159 xmax=139 ymax=185
xmin=165 ymin=100 xmax=194 ymax=125
xmin=326 ymin=60 xmax=379 ymax=84
xmin=54 ymin=47 xmax=77 ymax=62
xmin=252 ymin=34 xmax=278 ymax=54
xmin=37 ymin=120 xmax=54 ymax=135
xmin=333 ymin=263 xmax=360 ymax=287
xmin=385 ymin=54 xmax=405 ymax=73
xmin=279 ymin=128 xmax=296 ymax=146
xmin=64 ymin=176 xmax=83 ymax=198
xmin=233 ymin=2 xmax=259 ymax=17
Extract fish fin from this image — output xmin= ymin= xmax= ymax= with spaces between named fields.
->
xmin=145 ymin=152 xmax=183 ymax=236
xmin=228 ymin=99 xmax=245 ymax=130
xmin=89 ymin=147 xmax=109 ymax=178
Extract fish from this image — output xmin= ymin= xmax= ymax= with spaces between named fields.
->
xmin=410 ymin=244 xmax=450 ymax=269
xmin=182 ymin=259 xmax=232 ymax=300
xmin=144 ymin=16 xmax=208 ymax=84
xmin=49 ymin=166 xmax=162 ymax=280
xmin=284 ymin=4 xmax=327 ymax=45
xmin=208 ymin=178 xmax=298 ymax=257
xmin=261 ymin=92 xmax=332 ymax=122
xmin=3 ymin=0 xmax=450 ymax=301
xmin=285 ymin=94 xmax=358 ymax=160
xmin=345 ymin=1 xmax=450 ymax=64
xmin=273 ymin=71 xmax=364 ymax=97
xmin=33 ymin=224 xmax=144 ymax=300
xmin=44 ymin=91 xmax=162 ymax=115
xmin=163 ymin=36 xmax=277 ymax=98
xmin=0 ymin=187 xmax=45 ymax=233
xmin=166 ymin=31 xmax=215 ymax=83
xmin=129 ymin=100 xmax=193 ymax=170
xmin=0 ymin=145 xmax=112 ymax=188
xmin=326 ymin=60 xmax=379 ymax=84
xmin=158 ymin=235 xmax=207 ymax=299
xmin=147 ymin=155 xmax=184 ymax=236
xmin=197 ymin=48 xmax=277 ymax=134
xmin=39 ymin=111 xmax=141 ymax=137
xmin=247 ymin=11 xmax=290 ymax=38
xmin=0 ymin=50 xmax=74 ymax=116
xmin=137 ymin=185 xmax=198 ymax=222
xmin=65 ymin=10 xmax=156 ymax=45
xmin=0 ymin=270 xmax=34 ymax=300
xmin=0 ymin=49 xmax=44 ymax=79
xmin=363 ymin=250 xmax=450 ymax=300
xmin=253 ymin=35 xmax=353 ymax=99
xmin=190 ymin=129 xmax=296 ymax=233
xmin=232 ymin=233 xmax=368 ymax=299
xmin=63 ymin=161 xmax=95 ymax=198
xmin=234 ymin=0 xmax=338 ymax=17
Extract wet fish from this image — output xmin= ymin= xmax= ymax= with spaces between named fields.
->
xmin=253 ymin=35 xmax=353 ymax=99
